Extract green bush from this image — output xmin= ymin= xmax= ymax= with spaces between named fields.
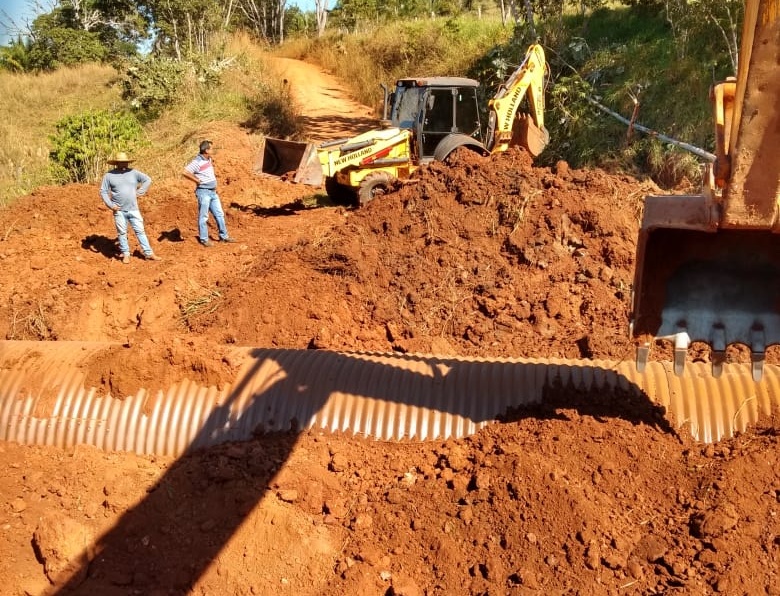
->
xmin=120 ymin=54 xmax=233 ymax=121
xmin=49 ymin=110 xmax=144 ymax=183
xmin=121 ymin=56 xmax=187 ymax=120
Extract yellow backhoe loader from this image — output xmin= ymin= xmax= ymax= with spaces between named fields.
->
xmin=259 ymin=44 xmax=549 ymax=206
xmin=630 ymin=0 xmax=780 ymax=381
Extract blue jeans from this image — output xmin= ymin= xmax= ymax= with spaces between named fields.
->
xmin=196 ymin=188 xmax=229 ymax=242
xmin=114 ymin=209 xmax=153 ymax=256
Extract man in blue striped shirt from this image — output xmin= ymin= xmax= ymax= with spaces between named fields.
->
xmin=99 ymin=152 xmax=161 ymax=264
xmin=182 ymin=140 xmax=235 ymax=247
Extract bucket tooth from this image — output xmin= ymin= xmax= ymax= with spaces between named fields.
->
xmin=711 ymin=326 xmax=726 ymax=378
xmin=751 ymin=354 xmax=765 ymax=382
xmin=673 ymin=348 xmax=687 ymax=376
xmin=636 ymin=344 xmax=650 ymax=373
xmin=711 ymin=325 xmax=726 ymax=351
xmin=750 ymin=325 xmax=765 ymax=348
xmin=672 ymin=331 xmax=691 ymax=377
xmin=711 ymin=352 xmax=725 ymax=377
xmin=750 ymin=326 xmax=766 ymax=382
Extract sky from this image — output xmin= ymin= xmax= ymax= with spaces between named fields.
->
xmin=0 ymin=0 xmax=40 ymax=45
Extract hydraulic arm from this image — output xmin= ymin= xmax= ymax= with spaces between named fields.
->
xmin=485 ymin=44 xmax=549 ymax=157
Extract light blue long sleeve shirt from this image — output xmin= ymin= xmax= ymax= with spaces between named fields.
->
xmin=99 ymin=168 xmax=152 ymax=211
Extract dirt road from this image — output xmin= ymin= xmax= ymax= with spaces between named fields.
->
xmin=0 ymin=57 xmax=778 ymax=596
xmin=269 ymin=56 xmax=377 ymax=142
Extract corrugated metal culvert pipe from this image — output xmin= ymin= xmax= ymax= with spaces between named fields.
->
xmin=1 ymin=340 xmax=778 ymax=457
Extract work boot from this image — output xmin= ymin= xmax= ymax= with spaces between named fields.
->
xmin=219 ymin=237 xmax=237 ymax=243
xmin=121 ymin=253 xmax=131 ymax=264
xmin=199 ymin=239 xmax=212 ymax=247
xmin=145 ymin=253 xmax=162 ymax=261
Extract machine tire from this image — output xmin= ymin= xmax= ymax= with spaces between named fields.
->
xmin=357 ymin=172 xmax=395 ymax=207
xmin=433 ymin=134 xmax=489 ymax=164
xmin=325 ymin=177 xmax=357 ymax=205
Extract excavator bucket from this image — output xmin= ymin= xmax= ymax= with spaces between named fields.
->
xmin=256 ymin=137 xmax=324 ymax=186
xmin=631 ymin=0 xmax=780 ymax=381
xmin=631 ymin=195 xmax=780 ymax=380
xmin=512 ymin=114 xmax=550 ymax=158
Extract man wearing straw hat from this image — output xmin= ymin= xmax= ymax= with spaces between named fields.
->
xmin=99 ymin=151 xmax=161 ymax=264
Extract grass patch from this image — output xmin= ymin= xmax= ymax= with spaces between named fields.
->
xmin=177 ymin=281 xmax=224 ymax=327
xmin=137 ymin=34 xmax=301 ymax=178
xmin=8 ymin=304 xmax=55 ymax=340
xmin=535 ymin=5 xmax=726 ymax=184
xmin=0 ymin=63 xmax=120 ymax=206
xmin=0 ymin=31 xmax=301 ymax=201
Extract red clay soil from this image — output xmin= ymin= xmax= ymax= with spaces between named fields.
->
xmin=0 ymin=59 xmax=778 ymax=596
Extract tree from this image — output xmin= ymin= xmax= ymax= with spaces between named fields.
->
xmin=232 ymin=0 xmax=288 ymax=44
xmin=315 ymin=0 xmax=328 ymax=36
xmin=276 ymin=0 xmax=287 ymax=42
xmin=141 ymin=0 xmax=225 ymax=58
xmin=90 ymin=0 xmax=152 ymax=49
xmin=284 ymin=6 xmax=315 ymax=37
xmin=664 ymin=0 xmax=742 ymax=69
xmin=235 ymin=0 xmax=271 ymax=40
xmin=0 ymin=0 xmax=53 ymax=42
xmin=2 ymin=0 xmax=146 ymax=71
xmin=0 ymin=36 xmax=35 ymax=72
xmin=330 ymin=0 xmax=379 ymax=30
xmin=27 ymin=10 xmax=108 ymax=69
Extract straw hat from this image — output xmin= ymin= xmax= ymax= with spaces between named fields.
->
xmin=107 ymin=151 xmax=133 ymax=165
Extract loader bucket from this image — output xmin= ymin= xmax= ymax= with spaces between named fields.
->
xmin=256 ymin=137 xmax=324 ymax=186
xmin=631 ymin=194 xmax=780 ymax=380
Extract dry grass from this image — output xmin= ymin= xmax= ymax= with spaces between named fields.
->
xmin=8 ymin=304 xmax=54 ymax=340
xmin=177 ymin=280 xmax=224 ymax=327
xmin=0 ymin=32 xmax=293 ymax=205
xmin=0 ymin=63 xmax=120 ymax=207
xmin=499 ymin=190 xmax=539 ymax=234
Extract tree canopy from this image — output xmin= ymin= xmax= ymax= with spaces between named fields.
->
xmin=1 ymin=0 xmax=744 ymax=73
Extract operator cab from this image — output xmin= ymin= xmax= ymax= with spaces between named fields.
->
xmin=388 ymin=77 xmax=483 ymax=163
